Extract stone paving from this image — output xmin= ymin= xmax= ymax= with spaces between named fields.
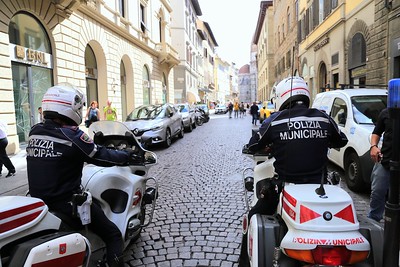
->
xmin=0 ymin=112 xmax=377 ymax=267
xmin=123 ymin=112 xmax=376 ymax=267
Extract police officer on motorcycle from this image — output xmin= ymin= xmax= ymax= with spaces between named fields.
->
xmin=26 ymin=83 xmax=130 ymax=267
xmin=247 ymin=76 xmax=348 ymax=185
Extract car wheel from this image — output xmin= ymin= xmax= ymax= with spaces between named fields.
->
xmin=187 ymin=120 xmax=193 ymax=132
xmin=164 ymin=129 xmax=172 ymax=148
xmin=344 ymin=152 xmax=367 ymax=192
xmin=178 ymin=123 xmax=184 ymax=138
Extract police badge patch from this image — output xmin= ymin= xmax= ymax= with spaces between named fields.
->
xmin=80 ymin=132 xmax=93 ymax=143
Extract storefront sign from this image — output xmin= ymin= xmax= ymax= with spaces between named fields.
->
xmin=351 ymin=65 xmax=366 ymax=78
xmin=10 ymin=44 xmax=52 ymax=68
xmin=314 ymin=37 xmax=330 ymax=52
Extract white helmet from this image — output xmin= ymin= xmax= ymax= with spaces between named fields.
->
xmin=42 ymin=83 xmax=86 ymax=126
xmin=274 ymin=76 xmax=310 ymax=111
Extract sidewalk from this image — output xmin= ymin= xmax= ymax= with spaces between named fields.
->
xmin=0 ymin=149 xmax=29 ymax=196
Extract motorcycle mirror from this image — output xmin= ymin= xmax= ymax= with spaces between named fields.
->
xmin=144 ymin=151 xmax=157 ymax=165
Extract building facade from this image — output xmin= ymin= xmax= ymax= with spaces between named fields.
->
xmin=253 ymin=1 xmax=275 ymax=102
xmin=170 ymin=0 xmax=203 ymax=104
xmin=274 ymin=0 xmax=300 ymax=82
xmin=297 ymin=0 xmax=376 ymax=99
xmin=1 ymin=0 xmax=179 ymax=153
xmin=196 ymin=20 xmax=218 ymax=106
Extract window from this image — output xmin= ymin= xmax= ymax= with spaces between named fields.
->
xmin=332 ymin=52 xmax=339 ymax=65
xmin=332 ymin=0 xmax=338 ymax=9
xmin=118 ymin=0 xmax=125 ymax=17
xmin=287 ymin=7 xmax=291 ymax=33
xmin=319 ymin=0 xmax=324 ymax=24
xmin=140 ymin=4 xmax=146 ymax=33
xmin=331 ymin=98 xmax=347 ymax=126
xmin=9 ymin=13 xmax=53 ymax=143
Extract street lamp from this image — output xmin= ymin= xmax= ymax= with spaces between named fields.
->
xmin=383 ymin=78 xmax=400 ymax=266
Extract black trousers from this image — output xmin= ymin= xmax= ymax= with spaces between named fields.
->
xmin=0 ymin=137 xmax=15 ymax=173
xmin=48 ymin=200 xmax=124 ymax=265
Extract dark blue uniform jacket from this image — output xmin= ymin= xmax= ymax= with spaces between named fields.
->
xmin=27 ymin=120 xmax=130 ymax=204
xmin=248 ymin=105 xmax=347 ymax=184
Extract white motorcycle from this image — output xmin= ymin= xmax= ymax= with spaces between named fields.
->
xmin=239 ymin=145 xmax=384 ymax=267
xmin=0 ymin=121 xmax=158 ymax=267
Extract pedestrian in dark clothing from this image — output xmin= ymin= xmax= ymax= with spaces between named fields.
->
xmin=228 ymin=102 xmax=233 ymax=118
xmin=0 ymin=120 xmax=16 ymax=178
xmin=250 ymin=102 xmax=259 ymax=125
xmin=368 ymin=108 xmax=392 ymax=222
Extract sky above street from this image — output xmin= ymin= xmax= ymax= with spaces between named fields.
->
xmin=198 ymin=0 xmax=261 ymax=68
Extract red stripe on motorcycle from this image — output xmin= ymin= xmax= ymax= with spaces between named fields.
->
xmin=31 ymin=251 xmax=86 ymax=267
xmin=0 ymin=210 xmax=42 ymax=233
xmin=283 ymin=200 xmax=296 ymax=221
xmin=283 ymin=189 xmax=297 ymax=207
xmin=0 ymin=201 xmax=44 ymax=220
xmin=300 ymin=205 xmax=321 ymax=223
xmin=334 ymin=204 xmax=355 ymax=224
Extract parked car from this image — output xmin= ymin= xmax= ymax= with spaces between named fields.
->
xmin=312 ymin=88 xmax=387 ymax=192
xmin=196 ymin=104 xmax=210 ymax=116
xmin=175 ymin=103 xmax=196 ymax=132
xmin=124 ymin=103 xmax=184 ymax=147
xmin=215 ymin=104 xmax=227 ymax=114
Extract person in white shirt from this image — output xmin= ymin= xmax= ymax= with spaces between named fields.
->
xmin=0 ymin=120 xmax=15 ymax=177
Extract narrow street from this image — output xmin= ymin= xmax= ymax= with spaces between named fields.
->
xmin=124 ymin=112 xmax=374 ymax=267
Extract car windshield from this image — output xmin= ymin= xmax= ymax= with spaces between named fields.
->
xmin=126 ymin=105 xmax=164 ymax=121
xmin=351 ymin=95 xmax=387 ymax=124
xmin=197 ymin=104 xmax=207 ymax=110
xmin=176 ymin=105 xmax=188 ymax=112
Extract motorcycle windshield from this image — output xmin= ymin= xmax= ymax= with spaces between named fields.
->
xmin=87 ymin=121 xmax=134 ymax=139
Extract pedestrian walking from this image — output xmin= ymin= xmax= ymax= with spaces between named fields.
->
xmin=228 ymin=102 xmax=233 ymax=118
xmin=104 ymin=100 xmax=117 ymax=121
xmin=250 ymin=102 xmax=259 ymax=126
xmin=240 ymin=102 xmax=245 ymax=118
xmin=234 ymin=102 xmax=240 ymax=118
xmin=368 ymin=108 xmax=392 ymax=222
xmin=0 ymin=120 xmax=16 ymax=178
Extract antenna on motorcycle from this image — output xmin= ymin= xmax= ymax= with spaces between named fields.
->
xmin=315 ymin=165 xmax=327 ymax=196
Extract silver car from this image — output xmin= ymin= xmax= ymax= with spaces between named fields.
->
xmin=175 ymin=103 xmax=196 ymax=132
xmin=124 ymin=103 xmax=184 ymax=147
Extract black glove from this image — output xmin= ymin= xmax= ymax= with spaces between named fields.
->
xmin=125 ymin=148 xmax=144 ymax=165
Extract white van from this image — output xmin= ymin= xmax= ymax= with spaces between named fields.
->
xmin=312 ymin=89 xmax=387 ymax=192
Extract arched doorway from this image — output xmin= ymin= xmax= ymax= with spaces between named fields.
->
xmin=143 ymin=66 xmax=151 ymax=105
xmin=9 ymin=13 xmax=53 ymax=144
xmin=120 ymin=60 xmax=127 ymax=119
xmin=319 ymin=62 xmax=327 ymax=92
xmin=162 ymin=73 xmax=168 ymax=103
xmin=85 ymin=44 xmax=98 ymax=104
xmin=348 ymin=33 xmax=366 ymax=88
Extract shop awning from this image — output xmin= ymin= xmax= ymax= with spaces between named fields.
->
xmin=187 ymin=91 xmax=200 ymax=103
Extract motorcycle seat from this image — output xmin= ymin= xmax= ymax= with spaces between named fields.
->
xmin=50 ymin=211 xmax=84 ymax=231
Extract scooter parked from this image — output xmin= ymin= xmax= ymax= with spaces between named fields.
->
xmin=0 ymin=121 xmax=158 ymax=267
xmin=194 ymin=107 xmax=209 ymax=126
xmin=239 ymin=145 xmax=384 ymax=267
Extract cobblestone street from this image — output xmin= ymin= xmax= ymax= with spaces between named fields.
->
xmin=123 ymin=112 xmax=375 ymax=267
